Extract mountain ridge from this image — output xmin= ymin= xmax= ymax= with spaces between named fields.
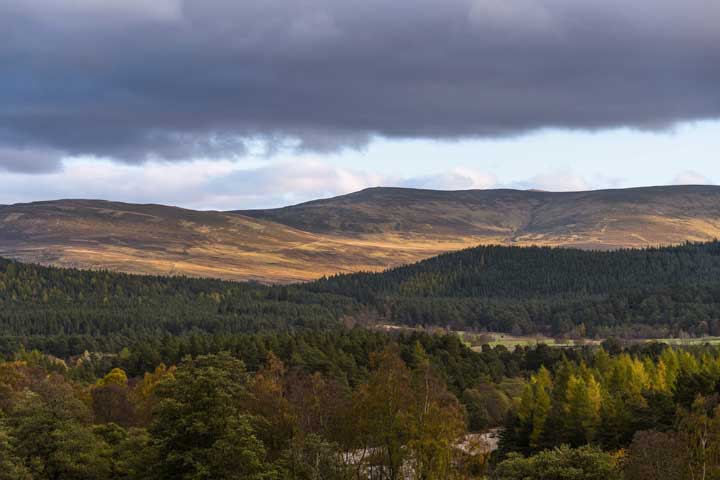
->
xmin=2 ymin=185 xmax=720 ymax=283
xmin=238 ymin=184 xmax=720 ymax=240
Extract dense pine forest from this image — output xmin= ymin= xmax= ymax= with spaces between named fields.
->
xmin=4 ymin=241 xmax=720 ymax=355
xmin=310 ymin=241 xmax=720 ymax=337
xmin=4 ymin=243 xmax=720 ymax=478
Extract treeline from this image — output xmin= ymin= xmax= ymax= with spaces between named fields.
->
xmin=4 ymin=241 xmax=720 ymax=343
xmin=0 ymin=257 xmax=354 ymax=340
xmin=308 ymin=241 xmax=720 ymax=336
xmin=313 ymin=242 xmax=720 ymax=298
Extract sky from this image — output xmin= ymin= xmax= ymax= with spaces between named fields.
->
xmin=1 ymin=0 xmax=719 ymax=210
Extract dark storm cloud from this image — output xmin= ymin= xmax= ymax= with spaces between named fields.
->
xmin=1 ymin=0 xmax=719 ymax=170
xmin=0 ymin=147 xmax=63 ymax=173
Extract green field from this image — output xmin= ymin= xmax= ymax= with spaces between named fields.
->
xmin=460 ymin=332 xmax=603 ymax=351
xmin=462 ymin=332 xmax=720 ymax=351
xmin=650 ymin=337 xmax=720 ymax=346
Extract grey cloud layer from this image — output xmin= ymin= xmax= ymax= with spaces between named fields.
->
xmin=2 ymin=0 xmax=719 ymax=171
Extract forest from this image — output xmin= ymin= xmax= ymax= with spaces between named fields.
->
xmin=4 ymin=243 xmax=720 ymax=477
xmin=3 ymin=335 xmax=720 ymax=478
xmin=4 ymin=241 xmax=720 ymax=355
xmin=309 ymin=241 xmax=720 ymax=337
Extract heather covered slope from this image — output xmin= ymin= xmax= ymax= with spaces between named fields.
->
xmin=241 ymin=185 xmax=720 ymax=248
xmin=3 ymin=185 xmax=720 ymax=283
xmin=0 ymin=199 xmax=460 ymax=282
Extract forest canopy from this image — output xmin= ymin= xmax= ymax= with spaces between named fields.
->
xmin=4 ymin=241 xmax=720 ymax=355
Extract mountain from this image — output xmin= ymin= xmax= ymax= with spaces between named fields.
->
xmin=3 ymin=185 xmax=720 ymax=283
xmin=0 ymin=199 xmax=458 ymax=282
xmin=240 ymin=185 xmax=720 ymax=245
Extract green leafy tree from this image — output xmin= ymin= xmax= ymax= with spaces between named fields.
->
xmin=462 ymin=384 xmax=511 ymax=431
xmin=246 ymin=352 xmax=295 ymax=458
xmin=6 ymin=374 xmax=113 ymax=480
xmin=348 ymin=346 xmax=413 ymax=480
xmin=0 ymin=428 xmax=32 ymax=480
xmin=150 ymin=353 xmax=280 ymax=480
xmin=565 ymin=373 xmax=602 ymax=444
xmin=493 ymin=445 xmax=621 ymax=480
xmin=517 ymin=366 xmax=552 ymax=449
xmin=677 ymin=396 xmax=720 ymax=480
xmin=407 ymin=343 xmax=467 ymax=479
xmin=91 ymin=368 xmax=135 ymax=427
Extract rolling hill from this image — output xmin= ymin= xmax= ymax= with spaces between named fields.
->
xmin=0 ymin=199 xmax=449 ymax=283
xmin=2 ymin=185 xmax=720 ymax=283
xmin=240 ymin=185 xmax=720 ymax=245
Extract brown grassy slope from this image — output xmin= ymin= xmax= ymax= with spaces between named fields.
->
xmin=0 ymin=199 xmax=475 ymax=282
xmin=239 ymin=185 xmax=720 ymax=249
xmin=2 ymin=185 xmax=720 ymax=283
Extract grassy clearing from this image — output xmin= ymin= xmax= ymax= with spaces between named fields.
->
xmin=382 ymin=326 xmax=720 ymax=352
xmin=647 ymin=337 xmax=720 ymax=346
xmin=460 ymin=331 xmax=602 ymax=351
xmin=462 ymin=333 xmax=720 ymax=351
